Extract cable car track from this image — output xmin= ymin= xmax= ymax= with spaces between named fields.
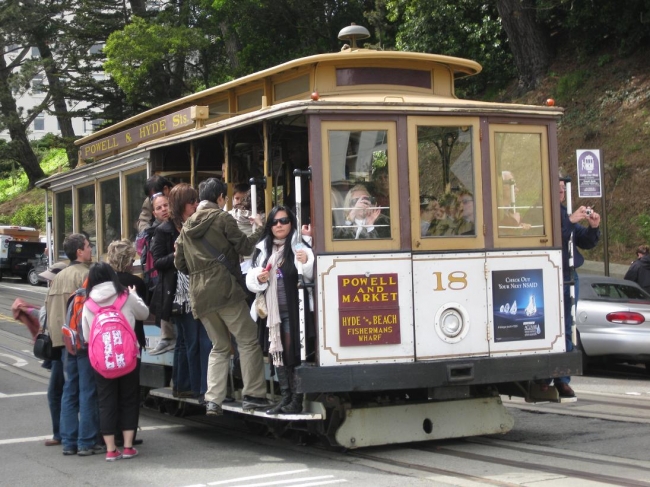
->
xmin=149 ymin=393 xmax=650 ymax=487
xmin=348 ymin=439 xmax=650 ymax=487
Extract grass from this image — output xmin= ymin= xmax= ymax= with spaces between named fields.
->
xmin=0 ymin=149 xmax=67 ymax=205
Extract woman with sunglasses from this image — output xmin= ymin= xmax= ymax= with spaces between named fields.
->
xmin=246 ymin=206 xmax=314 ymax=414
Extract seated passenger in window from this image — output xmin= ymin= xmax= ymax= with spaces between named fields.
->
xmin=426 ymin=192 xmax=458 ymax=236
xmin=370 ymin=166 xmax=390 ymax=214
xmin=334 ymin=184 xmax=390 ymax=239
xmin=457 ymin=191 xmax=475 ymax=235
xmin=419 ymin=196 xmax=444 ymax=236
xmin=499 ymin=171 xmax=532 ymax=235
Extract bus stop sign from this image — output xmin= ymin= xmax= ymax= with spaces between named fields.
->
xmin=576 ymin=149 xmax=602 ymax=198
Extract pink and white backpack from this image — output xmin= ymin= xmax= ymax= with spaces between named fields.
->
xmin=86 ymin=293 xmax=138 ymax=379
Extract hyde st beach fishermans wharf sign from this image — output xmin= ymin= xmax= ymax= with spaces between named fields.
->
xmin=338 ymin=273 xmax=401 ymax=346
xmin=79 ymin=106 xmax=208 ymax=161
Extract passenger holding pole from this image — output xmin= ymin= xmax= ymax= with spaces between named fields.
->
xmin=247 ymin=206 xmax=314 ymax=414
xmin=543 ymin=177 xmax=600 ymax=398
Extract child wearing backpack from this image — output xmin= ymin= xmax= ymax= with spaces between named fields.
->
xmin=82 ymin=262 xmax=149 ymax=462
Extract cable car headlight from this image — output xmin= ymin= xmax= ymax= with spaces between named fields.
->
xmin=434 ymin=303 xmax=470 ymax=343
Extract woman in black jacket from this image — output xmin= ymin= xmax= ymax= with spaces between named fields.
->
xmin=151 ymin=184 xmax=211 ymax=400
xmin=149 ymin=193 xmax=192 ymax=397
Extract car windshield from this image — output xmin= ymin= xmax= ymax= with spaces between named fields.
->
xmin=590 ymin=283 xmax=650 ymax=300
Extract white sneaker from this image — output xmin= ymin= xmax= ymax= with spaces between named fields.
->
xmin=149 ymin=339 xmax=175 ymax=355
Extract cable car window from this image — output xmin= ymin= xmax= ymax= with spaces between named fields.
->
xmin=416 ymin=126 xmax=475 ymax=237
xmin=125 ymin=170 xmax=147 ymax=242
xmin=329 ymin=130 xmax=391 ymax=240
xmin=495 ymin=132 xmax=545 ymax=237
xmin=99 ymin=177 xmax=121 ymax=254
xmin=55 ymin=190 xmax=72 ymax=259
xmin=77 ymin=184 xmax=96 ymax=256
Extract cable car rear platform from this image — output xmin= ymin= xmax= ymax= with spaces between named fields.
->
xmin=148 ymin=387 xmax=324 ymax=420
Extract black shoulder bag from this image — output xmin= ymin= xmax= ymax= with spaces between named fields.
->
xmin=34 ymin=316 xmax=55 ymax=360
xmin=201 ymin=237 xmax=248 ymax=293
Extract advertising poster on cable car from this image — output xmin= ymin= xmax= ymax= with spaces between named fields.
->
xmin=492 ymin=269 xmax=545 ymax=342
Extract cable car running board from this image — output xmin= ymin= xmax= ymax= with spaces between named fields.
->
xmin=149 ymin=387 xmax=323 ymax=421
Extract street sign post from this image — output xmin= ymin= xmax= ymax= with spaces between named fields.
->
xmin=576 ymin=149 xmax=608 ymax=275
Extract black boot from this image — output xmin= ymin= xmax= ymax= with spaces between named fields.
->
xmin=266 ymin=367 xmax=292 ymax=415
xmin=281 ymin=393 xmax=303 ymax=414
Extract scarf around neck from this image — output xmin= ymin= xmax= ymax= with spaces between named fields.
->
xmin=265 ymin=237 xmax=286 ymax=365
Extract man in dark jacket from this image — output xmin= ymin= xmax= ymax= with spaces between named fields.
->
xmin=624 ymin=245 xmax=650 ymax=293
xmin=175 ymin=178 xmax=266 ymax=415
xmin=553 ymin=180 xmax=600 ymax=398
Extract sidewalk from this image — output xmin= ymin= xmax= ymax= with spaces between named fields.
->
xmin=579 ymin=260 xmax=629 ymax=279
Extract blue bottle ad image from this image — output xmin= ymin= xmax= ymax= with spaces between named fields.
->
xmin=492 ymin=269 xmax=545 ymax=342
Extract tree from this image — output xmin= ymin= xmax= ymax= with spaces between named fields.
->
xmin=27 ymin=7 xmax=79 ymax=168
xmin=386 ymin=0 xmax=514 ymax=96
xmin=104 ymin=16 xmax=209 ymax=108
xmin=0 ymin=38 xmax=45 ymax=188
xmin=495 ymin=0 xmax=552 ymax=90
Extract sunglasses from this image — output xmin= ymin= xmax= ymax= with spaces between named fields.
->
xmin=271 ymin=216 xmax=291 ymax=226
xmin=150 ymin=191 xmax=164 ymax=202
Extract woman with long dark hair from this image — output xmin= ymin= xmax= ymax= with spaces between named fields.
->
xmin=82 ymin=262 xmax=149 ymax=461
xmin=246 ymin=206 xmax=314 ymax=414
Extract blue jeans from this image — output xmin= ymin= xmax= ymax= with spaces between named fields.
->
xmin=47 ymin=357 xmax=64 ymax=441
xmin=556 ymin=272 xmax=579 ymax=385
xmin=172 ymin=321 xmax=191 ymax=394
xmin=60 ymin=350 xmax=99 ymax=450
xmin=174 ymin=312 xmax=211 ymax=395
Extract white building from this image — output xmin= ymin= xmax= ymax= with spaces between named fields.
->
xmin=1 ymin=44 xmax=104 ymax=142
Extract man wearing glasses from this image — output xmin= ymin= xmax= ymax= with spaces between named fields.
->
xmin=137 ymin=175 xmax=174 ymax=233
xmin=175 ymin=178 xmax=269 ymax=415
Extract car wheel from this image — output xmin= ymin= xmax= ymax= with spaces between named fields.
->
xmin=28 ymin=268 xmax=40 ymax=286
xmin=576 ymin=332 xmax=590 ymax=370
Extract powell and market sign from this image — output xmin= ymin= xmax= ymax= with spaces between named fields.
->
xmin=79 ymin=106 xmax=208 ymax=161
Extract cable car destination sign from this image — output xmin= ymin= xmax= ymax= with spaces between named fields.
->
xmin=338 ymin=273 xmax=401 ymax=346
xmin=79 ymin=106 xmax=208 ymax=160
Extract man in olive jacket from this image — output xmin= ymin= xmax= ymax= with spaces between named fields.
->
xmin=175 ymin=178 xmax=266 ymax=415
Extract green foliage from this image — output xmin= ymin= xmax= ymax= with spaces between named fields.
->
xmin=104 ymin=16 xmax=209 ymax=106
xmin=537 ymin=0 xmax=650 ymax=55
xmin=597 ymin=54 xmax=612 ymax=67
xmin=386 ymin=0 xmax=515 ymax=97
xmin=0 ymin=148 xmax=66 ymax=205
xmin=11 ymin=204 xmax=46 ymax=230
xmin=636 ymin=213 xmax=650 ymax=245
xmin=210 ymin=0 xmax=369 ymax=77
xmin=554 ymin=70 xmax=589 ymax=103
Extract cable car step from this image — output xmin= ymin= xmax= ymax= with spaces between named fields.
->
xmin=148 ymin=387 xmax=324 ymax=420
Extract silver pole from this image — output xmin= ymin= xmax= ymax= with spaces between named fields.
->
xmin=294 ymin=173 xmax=306 ymax=363
xmin=565 ymin=180 xmax=576 ymax=348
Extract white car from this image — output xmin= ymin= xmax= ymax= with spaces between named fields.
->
xmin=576 ymin=275 xmax=650 ymax=372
